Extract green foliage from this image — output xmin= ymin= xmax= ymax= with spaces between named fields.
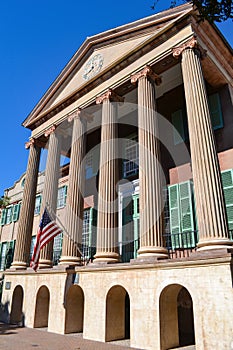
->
xmin=0 ymin=195 xmax=10 ymax=208
xmin=151 ymin=0 xmax=233 ymax=22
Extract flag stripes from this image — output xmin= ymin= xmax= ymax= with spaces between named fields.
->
xmin=30 ymin=208 xmax=62 ymax=271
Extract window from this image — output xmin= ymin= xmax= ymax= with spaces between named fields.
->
xmin=0 ymin=243 xmax=7 ymax=270
xmin=53 ymin=232 xmax=63 ymax=265
xmin=85 ymin=147 xmax=100 ymax=179
xmin=209 ymin=92 xmax=223 ymax=130
xmin=82 ymin=209 xmax=92 ymax=260
xmin=172 ymin=109 xmax=188 ymax=145
xmin=0 ymin=241 xmax=15 ymax=270
xmin=34 ymin=195 xmax=42 ymax=215
xmin=121 ymin=194 xmax=140 ymax=262
xmin=123 ymin=134 xmax=139 ymax=178
xmin=30 ymin=236 xmax=36 ymax=260
xmin=221 ymin=169 xmax=233 ymax=233
xmin=57 ymin=186 xmax=67 ymax=208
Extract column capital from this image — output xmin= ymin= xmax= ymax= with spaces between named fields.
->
xmin=44 ymin=124 xmax=57 ymax=137
xmin=25 ymin=138 xmax=43 ymax=149
xmin=25 ymin=138 xmax=35 ymax=149
xmin=172 ymin=36 xmax=206 ymax=59
xmin=96 ymin=89 xmax=124 ymax=105
xmin=68 ymin=108 xmax=93 ymax=123
xmin=131 ymin=65 xmax=162 ymax=86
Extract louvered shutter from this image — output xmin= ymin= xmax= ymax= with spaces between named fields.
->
xmin=5 ymin=240 xmax=15 ymax=268
xmin=209 ymin=93 xmax=223 ymax=130
xmin=168 ymin=184 xmax=180 ymax=248
xmin=12 ymin=203 xmax=20 ymax=222
xmin=179 ymin=181 xmax=196 ymax=248
xmin=0 ymin=209 xmax=6 ymax=226
xmin=221 ymin=170 xmax=233 ymax=236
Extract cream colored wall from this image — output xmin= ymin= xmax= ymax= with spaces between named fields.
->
xmin=2 ymin=257 xmax=233 ymax=350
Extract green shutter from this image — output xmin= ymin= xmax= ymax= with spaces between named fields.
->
xmin=0 ymin=209 xmax=6 ymax=226
xmin=168 ymin=184 xmax=180 ymax=248
xmin=179 ymin=181 xmax=196 ymax=248
xmin=168 ymin=181 xmax=196 ymax=249
xmin=5 ymin=240 xmax=15 ymax=268
xmin=209 ymin=93 xmax=223 ymax=130
xmin=221 ymin=170 xmax=233 ymax=232
xmin=12 ymin=203 xmax=21 ymax=222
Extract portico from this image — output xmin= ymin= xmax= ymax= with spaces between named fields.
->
xmin=2 ymin=3 xmax=233 ymax=350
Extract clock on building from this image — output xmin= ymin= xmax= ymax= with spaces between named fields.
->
xmin=83 ymin=53 xmax=104 ymax=81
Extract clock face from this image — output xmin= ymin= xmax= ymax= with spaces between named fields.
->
xmin=83 ymin=53 xmax=104 ymax=81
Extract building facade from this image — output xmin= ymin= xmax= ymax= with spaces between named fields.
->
xmin=1 ymin=3 xmax=233 ymax=349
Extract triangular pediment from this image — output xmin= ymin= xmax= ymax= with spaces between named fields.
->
xmin=23 ymin=3 xmax=193 ymax=129
xmin=49 ymin=32 xmax=157 ymax=108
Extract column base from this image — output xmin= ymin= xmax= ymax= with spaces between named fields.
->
xmin=93 ymin=252 xmax=120 ymax=264
xmin=59 ymin=256 xmax=82 ymax=266
xmin=38 ymin=259 xmax=53 ymax=269
xmin=10 ymin=261 xmax=28 ymax=270
xmin=197 ymin=238 xmax=233 ymax=251
xmin=137 ymin=246 xmax=168 ymax=259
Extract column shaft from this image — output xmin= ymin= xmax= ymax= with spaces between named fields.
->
xmin=11 ymin=140 xmax=41 ymax=269
xmin=94 ymin=90 xmax=120 ymax=263
xmin=39 ymin=127 xmax=61 ymax=268
xmin=60 ymin=111 xmax=86 ymax=265
xmin=133 ymin=67 xmax=167 ymax=258
xmin=181 ymin=47 xmax=231 ymax=249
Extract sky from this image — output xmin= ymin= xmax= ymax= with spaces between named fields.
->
xmin=0 ymin=0 xmax=232 ymax=195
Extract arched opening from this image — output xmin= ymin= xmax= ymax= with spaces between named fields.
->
xmin=34 ymin=285 xmax=50 ymax=328
xmin=64 ymin=285 xmax=84 ymax=334
xmin=160 ymin=284 xmax=195 ymax=350
xmin=10 ymin=285 xmax=24 ymax=325
xmin=106 ymin=285 xmax=130 ymax=342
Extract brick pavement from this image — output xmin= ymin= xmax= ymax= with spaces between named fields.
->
xmin=0 ymin=323 xmax=142 ymax=350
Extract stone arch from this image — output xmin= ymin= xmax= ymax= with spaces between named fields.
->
xmin=34 ymin=285 xmax=50 ymax=328
xmin=64 ymin=285 xmax=84 ymax=334
xmin=105 ymin=285 xmax=130 ymax=342
xmin=159 ymin=284 xmax=195 ymax=350
xmin=10 ymin=285 xmax=24 ymax=325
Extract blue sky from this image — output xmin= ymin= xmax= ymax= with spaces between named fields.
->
xmin=0 ymin=0 xmax=232 ymax=195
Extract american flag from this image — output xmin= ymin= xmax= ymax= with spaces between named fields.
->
xmin=30 ymin=207 xmax=62 ymax=271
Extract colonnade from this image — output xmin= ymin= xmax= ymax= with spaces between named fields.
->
xmin=11 ymin=38 xmax=232 ymax=270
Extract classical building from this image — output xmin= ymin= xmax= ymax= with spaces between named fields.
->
xmin=1 ymin=3 xmax=233 ymax=349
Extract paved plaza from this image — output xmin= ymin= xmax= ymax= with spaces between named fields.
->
xmin=0 ymin=323 xmax=140 ymax=350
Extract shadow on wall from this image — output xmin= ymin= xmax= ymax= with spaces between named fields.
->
xmin=0 ymin=300 xmax=10 ymax=323
xmin=0 ymin=300 xmax=25 ymax=327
